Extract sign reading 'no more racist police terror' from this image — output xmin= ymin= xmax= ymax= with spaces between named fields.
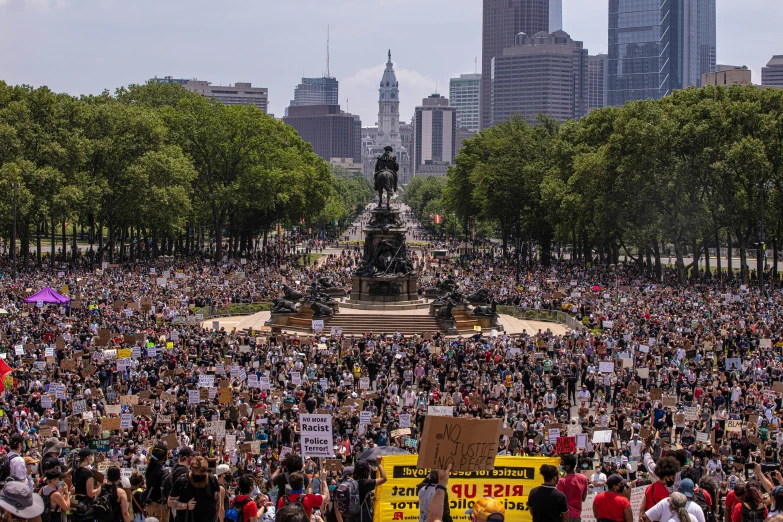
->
xmin=299 ymin=414 xmax=334 ymax=458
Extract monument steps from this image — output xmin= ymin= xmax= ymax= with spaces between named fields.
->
xmin=323 ymin=314 xmax=440 ymax=335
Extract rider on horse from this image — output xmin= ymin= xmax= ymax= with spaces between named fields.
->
xmin=374 ymin=146 xmax=399 ymax=192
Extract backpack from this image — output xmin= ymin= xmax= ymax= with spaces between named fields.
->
xmin=226 ymin=497 xmax=252 ymax=522
xmin=39 ymin=489 xmax=55 ymax=522
xmin=283 ymin=493 xmax=307 ymax=507
xmin=741 ymin=502 xmax=766 ymax=522
xmin=143 ymin=468 xmax=172 ymax=506
xmin=93 ymin=484 xmax=119 ymax=522
xmin=334 ymin=479 xmax=361 ymax=519
xmin=692 ymin=490 xmax=715 ymax=522
xmin=0 ymin=453 xmax=18 ymax=483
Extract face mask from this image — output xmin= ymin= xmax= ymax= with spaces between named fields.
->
xmin=328 ymin=485 xmax=337 ymax=492
xmin=192 ymin=474 xmax=207 ymax=482
xmin=57 ymin=481 xmax=64 ymax=487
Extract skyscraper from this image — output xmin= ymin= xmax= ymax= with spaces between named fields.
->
xmin=762 ymin=56 xmax=783 ymax=87
xmin=481 ymin=0 xmax=550 ymax=129
xmin=289 ymin=77 xmax=339 ymax=110
xmin=491 ymin=31 xmax=587 ymax=124
xmin=283 ymin=104 xmax=361 ymax=164
xmin=449 ymin=74 xmax=481 ymax=132
xmin=587 ymin=54 xmax=608 ymax=112
xmin=549 ymin=0 xmax=562 ymax=32
xmin=608 ymin=0 xmax=716 ymax=107
xmin=412 ymin=94 xmax=457 ymax=177
xmin=178 ymin=80 xmax=269 ymax=113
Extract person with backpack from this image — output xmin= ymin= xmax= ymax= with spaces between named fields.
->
xmin=1 ymin=434 xmax=31 ymax=489
xmin=168 ymin=456 xmax=224 ymax=522
xmin=73 ymin=448 xmax=103 ymax=522
xmin=731 ymin=482 xmax=767 ymax=522
xmin=98 ymin=466 xmax=131 ymax=522
xmin=38 ymin=469 xmax=71 ymax=522
xmin=226 ymin=474 xmax=258 ymax=522
xmin=268 ymin=453 xmax=306 ymax=508
xmin=334 ymin=461 xmax=386 ymax=522
xmin=276 ymin=470 xmax=329 ymax=518
xmin=638 ymin=457 xmax=681 ymax=522
xmin=143 ymin=445 xmax=171 ymax=522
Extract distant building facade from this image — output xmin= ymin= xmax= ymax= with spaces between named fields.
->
xmin=549 ymin=0 xmax=562 ymax=32
xmin=491 ymin=30 xmax=587 ymax=125
xmin=283 ymin=104 xmax=361 ymax=163
xmin=702 ymin=66 xmax=752 ymax=86
xmin=150 ymin=76 xmax=191 ymax=85
xmin=287 ymin=77 xmax=339 ymax=116
xmin=587 ymin=54 xmax=608 ymax=112
xmin=412 ymin=94 xmax=457 ymax=178
xmin=449 ymin=74 xmax=481 ymax=132
xmin=762 ymin=56 xmax=783 ymax=87
xmin=608 ymin=0 xmax=716 ymax=107
xmin=175 ymin=80 xmax=269 ymax=113
xmin=481 ymin=0 xmax=550 ymax=129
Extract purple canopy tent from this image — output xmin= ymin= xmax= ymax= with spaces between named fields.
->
xmin=23 ymin=287 xmax=70 ymax=304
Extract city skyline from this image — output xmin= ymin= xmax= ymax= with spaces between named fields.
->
xmin=0 ymin=0 xmax=780 ymax=127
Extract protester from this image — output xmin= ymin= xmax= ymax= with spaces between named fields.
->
xmin=168 ymin=456 xmax=223 ymax=522
xmin=0 ymin=481 xmax=45 ymax=522
xmin=418 ymin=470 xmax=451 ymax=522
xmin=557 ymin=455 xmax=589 ymax=522
xmin=528 ymin=464 xmax=568 ymax=522
xmin=643 ymin=479 xmax=706 ymax=522
xmin=593 ymin=475 xmax=632 ymax=522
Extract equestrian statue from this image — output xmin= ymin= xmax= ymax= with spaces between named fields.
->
xmin=374 ymin=145 xmax=399 ymax=209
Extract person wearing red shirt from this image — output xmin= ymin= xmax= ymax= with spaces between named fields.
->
xmin=557 ymin=455 xmax=589 ymax=522
xmin=639 ymin=456 xmax=681 ymax=522
xmin=277 ymin=470 xmax=329 ymax=518
xmin=593 ymin=475 xmax=632 ymax=522
xmin=730 ymin=483 xmax=767 ymax=522
xmin=725 ymin=483 xmax=744 ymax=521
xmin=232 ymin=475 xmax=258 ymax=522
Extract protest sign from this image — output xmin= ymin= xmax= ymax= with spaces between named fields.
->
xmin=299 ymin=414 xmax=334 ymax=458
xmin=418 ymin=416 xmax=503 ymax=472
xmin=592 ymin=430 xmax=613 ymax=443
xmin=555 ymin=437 xmax=576 ymax=454
xmin=727 ymin=419 xmax=743 ymax=432
xmin=598 ymin=362 xmax=615 ymax=373
xmin=399 ymin=413 xmax=411 ymax=428
xmin=359 ymin=411 xmax=372 ymax=425
xmin=375 ymin=455 xmax=557 ymax=522
xmin=427 ymin=405 xmax=453 ymax=417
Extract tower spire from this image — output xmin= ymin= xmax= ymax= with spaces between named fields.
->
xmin=326 ymin=25 xmax=330 ymax=78
xmin=388 ymin=49 xmax=391 ymax=62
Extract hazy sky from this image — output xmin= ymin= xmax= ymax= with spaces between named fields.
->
xmin=1 ymin=0 xmax=781 ymax=127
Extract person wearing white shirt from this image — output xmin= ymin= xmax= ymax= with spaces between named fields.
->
xmin=591 ymin=468 xmax=607 ymax=492
xmin=642 ymin=480 xmax=704 ymax=522
xmin=628 ymin=434 xmax=644 ymax=459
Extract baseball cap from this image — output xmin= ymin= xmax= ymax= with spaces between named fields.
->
xmin=178 ymin=447 xmax=194 ymax=458
xmin=466 ymin=497 xmax=505 ymax=521
xmin=606 ymin=474 xmax=627 ymax=489
xmin=342 ymin=466 xmax=355 ymax=478
xmin=215 ymin=464 xmax=230 ymax=477
xmin=679 ymin=479 xmax=695 ymax=498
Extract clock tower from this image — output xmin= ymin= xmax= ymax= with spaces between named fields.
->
xmin=376 ymin=50 xmax=401 ymax=152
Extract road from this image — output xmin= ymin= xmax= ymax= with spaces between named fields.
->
xmin=340 ymin=202 xmax=426 ymax=243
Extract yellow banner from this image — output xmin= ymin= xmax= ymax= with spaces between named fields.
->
xmin=374 ymin=455 xmax=559 ymax=522
xmin=117 ymin=348 xmax=132 ymax=359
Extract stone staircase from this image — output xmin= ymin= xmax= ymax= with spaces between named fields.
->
xmin=323 ymin=313 xmax=441 ymax=336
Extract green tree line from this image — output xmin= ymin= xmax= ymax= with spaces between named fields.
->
xmin=420 ymin=85 xmax=783 ymax=284
xmin=0 ymin=81 xmax=373 ymax=265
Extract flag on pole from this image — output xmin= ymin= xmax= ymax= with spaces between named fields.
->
xmin=0 ymin=357 xmax=12 ymax=392
xmin=434 ymin=214 xmax=442 ymax=224
xmin=300 ymin=218 xmax=305 ymax=225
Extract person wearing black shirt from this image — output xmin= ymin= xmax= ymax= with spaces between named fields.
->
xmin=528 ymin=465 xmax=569 ymax=522
xmin=168 ymin=456 xmax=223 ymax=522
xmin=39 ymin=437 xmax=64 ymax=476
xmin=144 ymin=445 xmax=170 ymax=522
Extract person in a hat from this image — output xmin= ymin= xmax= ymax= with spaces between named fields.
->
xmin=642 ymin=479 xmax=706 ymax=522
xmin=143 ymin=445 xmax=170 ymax=522
xmin=426 ymin=465 xmax=505 ymax=522
xmin=0 ymin=481 xmax=45 ymax=521
xmin=38 ymin=469 xmax=71 ymax=521
xmin=73 ymin=448 xmax=102 ymax=506
xmin=39 ymin=437 xmax=65 ymax=477
xmin=593 ymin=475 xmax=632 ymax=522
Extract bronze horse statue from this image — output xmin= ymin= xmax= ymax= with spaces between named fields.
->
xmin=375 ymin=169 xmax=395 ymax=209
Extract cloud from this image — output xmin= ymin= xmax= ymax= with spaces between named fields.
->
xmin=341 ymin=62 xmax=438 ymax=126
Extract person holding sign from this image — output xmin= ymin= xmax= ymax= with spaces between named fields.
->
xmin=426 ymin=465 xmax=506 ymax=522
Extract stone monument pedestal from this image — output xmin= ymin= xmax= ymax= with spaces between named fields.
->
xmin=350 ymin=275 xmax=418 ymax=302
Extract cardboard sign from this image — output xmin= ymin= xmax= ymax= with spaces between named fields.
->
xmin=650 ymin=388 xmax=663 ymax=400
xmin=102 ymin=417 xmax=121 ymax=431
xmin=391 ymin=428 xmax=411 ymax=438
xmin=727 ymin=419 xmax=743 ymax=432
xmin=662 ymin=395 xmax=677 ymax=407
xmin=324 ymin=459 xmax=343 ymax=472
xmin=417 ymin=416 xmax=502 ymax=472
xmin=427 ymin=406 xmax=453 ymax=417
xmin=556 ymin=436 xmax=577 ymax=454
